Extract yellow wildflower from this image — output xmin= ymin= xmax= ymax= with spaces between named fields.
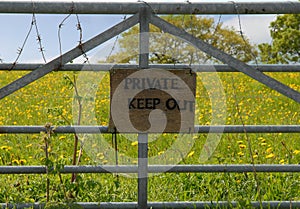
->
xmin=25 ymin=144 xmax=32 ymax=148
xmin=158 ymin=151 xmax=165 ymax=155
xmin=187 ymin=151 xmax=195 ymax=157
xmin=266 ymin=147 xmax=272 ymax=153
xmin=131 ymin=141 xmax=138 ymax=146
xmin=12 ymin=159 xmax=19 ymax=165
xmin=0 ymin=146 xmax=12 ymax=151
xmin=266 ymin=153 xmax=275 ymax=159
xmin=238 ymin=152 xmax=244 ymax=157
xmin=19 ymin=159 xmax=27 ymax=165
xmin=293 ymin=150 xmax=300 ymax=155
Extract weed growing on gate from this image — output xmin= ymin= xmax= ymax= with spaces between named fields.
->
xmin=0 ymin=70 xmax=300 ymax=206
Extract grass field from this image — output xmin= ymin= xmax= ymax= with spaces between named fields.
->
xmin=0 ymin=70 xmax=300 ymax=208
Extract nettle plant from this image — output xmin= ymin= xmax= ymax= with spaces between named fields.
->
xmin=39 ymin=74 xmax=85 ymax=207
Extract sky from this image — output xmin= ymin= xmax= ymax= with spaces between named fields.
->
xmin=0 ymin=0 xmax=288 ymax=64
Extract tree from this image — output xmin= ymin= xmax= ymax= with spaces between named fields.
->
xmin=107 ymin=15 xmax=256 ymax=64
xmin=259 ymin=14 xmax=300 ymax=64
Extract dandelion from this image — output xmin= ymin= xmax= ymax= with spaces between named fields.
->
xmin=237 ymin=151 xmax=244 ymax=157
xmin=158 ymin=151 xmax=164 ymax=155
xmin=131 ymin=141 xmax=138 ymax=146
xmin=239 ymin=144 xmax=246 ymax=149
xmin=97 ymin=153 xmax=105 ymax=159
xmin=279 ymin=159 xmax=285 ymax=164
xmin=59 ymin=136 xmax=66 ymax=140
xmin=266 ymin=153 xmax=275 ymax=159
xmin=261 ymin=143 xmax=267 ymax=146
xmin=25 ymin=144 xmax=32 ymax=148
xmin=293 ymin=150 xmax=300 ymax=155
xmin=237 ymin=140 xmax=244 ymax=144
xmin=187 ymin=151 xmax=195 ymax=157
xmin=266 ymin=147 xmax=272 ymax=153
xmin=47 ymin=146 xmax=52 ymax=153
xmin=19 ymin=159 xmax=27 ymax=165
xmin=258 ymin=137 xmax=266 ymax=143
xmin=0 ymin=146 xmax=12 ymax=151
xmin=12 ymin=159 xmax=19 ymax=165
xmin=253 ymin=154 xmax=258 ymax=159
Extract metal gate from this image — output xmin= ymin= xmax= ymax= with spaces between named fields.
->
xmin=0 ymin=1 xmax=300 ymax=208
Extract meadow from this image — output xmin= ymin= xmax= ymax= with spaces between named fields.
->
xmin=0 ymin=69 xmax=300 ymax=208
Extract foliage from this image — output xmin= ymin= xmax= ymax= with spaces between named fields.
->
xmin=0 ymin=14 xmax=299 ymax=208
xmin=0 ymin=70 xmax=300 ymax=206
xmin=107 ymin=15 xmax=256 ymax=64
xmin=259 ymin=14 xmax=300 ymax=63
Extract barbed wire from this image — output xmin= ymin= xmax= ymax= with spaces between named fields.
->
xmin=229 ymin=2 xmax=263 ymax=204
xmin=58 ymin=3 xmax=74 ymax=66
xmin=106 ymin=15 xmax=127 ymax=62
xmin=9 ymin=2 xmax=47 ymax=70
xmin=10 ymin=16 xmax=35 ymax=70
xmin=58 ymin=15 xmax=72 ymax=65
xmin=32 ymin=6 xmax=47 ymax=63
xmin=231 ymin=1 xmax=259 ymax=67
xmin=75 ymin=14 xmax=89 ymax=64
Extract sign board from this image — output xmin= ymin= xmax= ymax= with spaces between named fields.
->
xmin=109 ymin=69 xmax=196 ymax=133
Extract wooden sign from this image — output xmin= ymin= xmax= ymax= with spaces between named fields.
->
xmin=109 ymin=69 xmax=196 ymax=133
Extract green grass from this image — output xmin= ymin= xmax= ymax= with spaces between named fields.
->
xmin=0 ymin=70 xmax=300 ymax=207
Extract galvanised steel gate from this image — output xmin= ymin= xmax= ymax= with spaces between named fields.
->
xmin=0 ymin=1 xmax=300 ymax=208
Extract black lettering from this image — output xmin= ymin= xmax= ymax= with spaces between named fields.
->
xmin=166 ymin=98 xmax=180 ymax=110
xmin=137 ymin=98 xmax=144 ymax=109
xmin=145 ymin=98 xmax=153 ymax=109
xmin=129 ymin=98 xmax=136 ymax=109
xmin=153 ymin=98 xmax=160 ymax=109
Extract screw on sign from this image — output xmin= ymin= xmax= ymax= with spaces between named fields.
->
xmin=109 ymin=69 xmax=196 ymax=133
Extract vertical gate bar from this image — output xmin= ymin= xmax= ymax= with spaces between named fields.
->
xmin=139 ymin=8 xmax=150 ymax=69
xmin=138 ymin=133 xmax=148 ymax=209
xmin=138 ymin=7 xmax=150 ymax=209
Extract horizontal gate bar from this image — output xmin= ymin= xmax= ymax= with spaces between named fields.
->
xmin=1 ymin=165 xmax=300 ymax=174
xmin=1 ymin=125 xmax=300 ymax=134
xmin=0 ymin=64 xmax=299 ymax=72
xmin=2 ymin=201 xmax=300 ymax=209
xmin=0 ymin=1 xmax=299 ymax=14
